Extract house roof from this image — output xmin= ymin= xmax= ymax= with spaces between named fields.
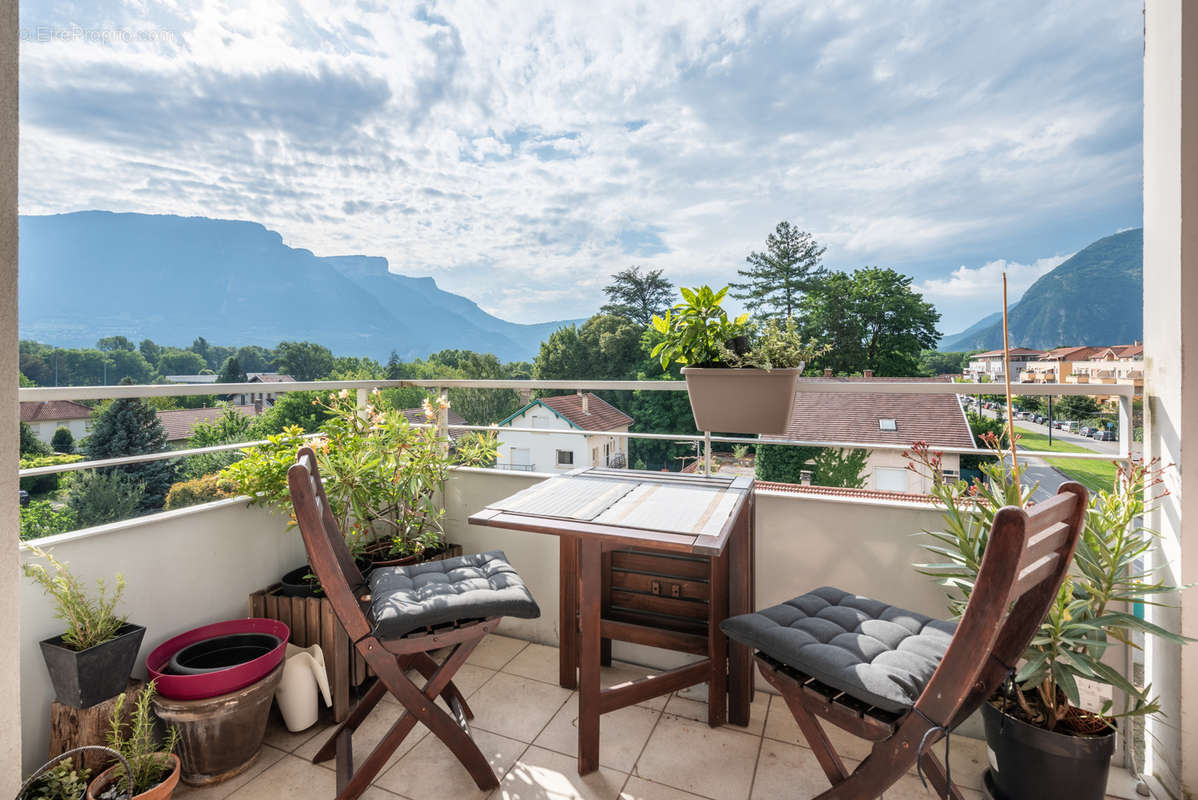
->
xmin=970 ymin=348 xmax=1043 ymax=359
xmin=156 ymin=405 xmax=261 ymax=442
xmin=761 ymin=377 xmax=975 ymax=450
xmin=164 ymin=374 xmax=219 ymax=384
xmin=500 ymin=393 xmax=634 ymax=432
xmin=1102 ymin=344 xmax=1144 ymax=359
xmin=1038 ymin=346 xmax=1100 ymax=362
xmin=400 ymin=408 xmax=468 ymax=442
xmin=757 ymin=481 xmax=936 ymax=505
xmin=247 ymin=373 xmax=295 ymax=383
xmin=20 ymin=400 xmax=93 ymax=423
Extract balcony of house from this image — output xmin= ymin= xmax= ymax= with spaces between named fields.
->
xmin=13 ymin=377 xmax=1156 ymax=800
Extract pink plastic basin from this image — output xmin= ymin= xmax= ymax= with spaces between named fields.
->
xmin=147 ymin=618 xmax=289 ymax=701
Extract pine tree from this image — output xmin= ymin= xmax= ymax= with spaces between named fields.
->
xmin=601 ymin=267 xmax=674 ymax=325
xmin=84 ymin=378 xmax=175 ymax=512
xmin=730 ymin=222 xmax=826 ymax=319
xmin=218 ymin=356 xmax=248 ymax=385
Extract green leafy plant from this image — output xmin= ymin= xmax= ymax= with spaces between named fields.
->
xmin=22 ymin=545 xmax=127 ymax=650
xmin=911 ymin=437 xmax=1189 ymax=733
xmin=164 ymin=474 xmax=239 ymax=510
xmin=21 ymin=759 xmax=91 ymax=800
xmin=104 ymin=682 xmax=178 ymax=798
xmin=19 ymin=501 xmax=79 ymax=541
xmin=719 ymin=317 xmax=826 ymax=371
xmin=651 ymin=285 xmax=749 ymax=369
xmin=66 ymin=471 xmax=146 ymax=529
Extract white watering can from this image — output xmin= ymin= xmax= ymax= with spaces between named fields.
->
xmin=275 ymin=643 xmax=332 ymax=732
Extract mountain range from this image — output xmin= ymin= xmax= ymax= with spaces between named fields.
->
xmin=938 ymin=228 xmax=1143 ymax=351
xmin=17 ymin=211 xmax=583 ymax=362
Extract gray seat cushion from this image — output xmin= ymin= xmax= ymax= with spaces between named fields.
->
xmin=720 ymin=586 xmax=955 ymax=713
xmin=369 ymin=550 xmax=540 ymax=639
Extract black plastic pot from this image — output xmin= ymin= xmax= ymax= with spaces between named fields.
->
xmin=166 ymin=633 xmax=282 ymax=675
xmin=39 ymin=623 xmax=146 ymax=708
xmin=726 ymin=335 xmax=752 ymax=357
xmin=982 ymin=701 xmax=1115 ymax=800
xmin=278 ymin=565 xmax=321 ymax=597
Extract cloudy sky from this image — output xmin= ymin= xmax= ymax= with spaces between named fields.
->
xmin=18 ymin=1 xmax=1143 ymax=335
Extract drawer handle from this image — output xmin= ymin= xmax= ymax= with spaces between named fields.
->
xmin=650 ymin=580 xmax=661 ymax=596
xmin=670 ymin=584 xmax=681 ymax=598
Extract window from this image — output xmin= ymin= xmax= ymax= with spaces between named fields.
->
xmin=556 ymin=449 xmax=574 ymax=466
xmin=510 ymin=447 xmax=530 ymax=467
xmin=879 ymin=418 xmax=897 ymax=431
xmin=874 ymin=467 xmax=907 ymax=493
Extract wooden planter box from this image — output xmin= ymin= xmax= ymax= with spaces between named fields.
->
xmin=249 ymin=543 xmax=464 ymax=722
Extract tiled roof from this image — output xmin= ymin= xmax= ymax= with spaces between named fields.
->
xmin=156 ymin=405 xmax=261 ymax=442
xmin=20 ymin=400 xmax=94 ymax=423
xmin=970 ymin=348 xmax=1043 ymax=359
xmin=1107 ymin=344 xmax=1144 ymax=359
xmin=502 ymin=393 xmax=634 ymax=432
xmin=761 ymin=377 xmax=975 ymax=450
xmin=757 ymin=481 xmax=936 ymax=505
xmin=400 ymin=408 xmax=468 ymax=442
xmin=247 ymin=373 xmax=295 ymax=383
xmin=1038 ymin=346 xmax=1100 ymax=361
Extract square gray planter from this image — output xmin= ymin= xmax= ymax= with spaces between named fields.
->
xmin=39 ymin=622 xmax=145 ymax=708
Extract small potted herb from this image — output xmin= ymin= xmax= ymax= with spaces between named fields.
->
xmin=651 ymin=285 xmax=824 ymax=434
xmin=19 ymin=758 xmax=92 ymax=800
xmin=23 ymin=546 xmax=145 ymax=708
xmin=87 ymin=682 xmax=180 ymax=800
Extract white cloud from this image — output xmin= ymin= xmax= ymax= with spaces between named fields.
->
xmin=918 ymin=255 xmax=1070 ymax=302
xmin=16 ymin=0 xmax=1142 ymax=324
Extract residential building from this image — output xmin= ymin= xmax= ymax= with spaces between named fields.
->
xmin=232 ymin=373 xmax=295 ymax=407
xmin=760 ymin=378 xmax=974 ymax=493
xmin=155 ymin=405 xmax=261 ymax=447
xmin=1019 ymin=345 xmax=1100 ymax=383
xmin=1064 ymin=343 xmax=1145 ymax=402
xmin=18 ymin=400 xmax=93 ymax=444
xmin=964 ymin=347 xmax=1043 ymax=382
xmin=496 ymin=392 xmax=633 ymax=472
xmin=399 ymin=407 xmax=468 ymax=444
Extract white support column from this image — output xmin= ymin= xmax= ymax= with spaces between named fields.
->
xmin=1143 ymin=2 xmax=1198 ymax=795
xmin=0 ymin=0 xmax=19 ymax=788
xmin=437 ymin=386 xmax=450 ymax=456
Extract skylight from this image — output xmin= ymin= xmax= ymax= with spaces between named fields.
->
xmin=879 ymin=418 xmax=897 ymax=431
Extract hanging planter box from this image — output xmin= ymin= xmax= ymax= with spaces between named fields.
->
xmin=681 ymin=366 xmax=802 ymax=435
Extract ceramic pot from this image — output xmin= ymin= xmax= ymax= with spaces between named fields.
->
xmin=86 ymin=753 xmax=180 ymax=800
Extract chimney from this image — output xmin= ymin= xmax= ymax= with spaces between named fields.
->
xmin=253 ymin=398 xmax=263 ymax=414
xmin=799 ymin=470 xmax=814 ymax=485
xmin=863 ymin=369 xmax=874 ymax=379
xmin=823 ymin=368 xmax=833 ymax=377
xmin=577 ymin=391 xmax=589 ymax=414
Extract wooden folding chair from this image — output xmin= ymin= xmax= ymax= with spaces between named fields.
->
xmin=722 ymin=482 xmax=1088 ymax=799
xmin=287 ymin=447 xmax=541 ymax=800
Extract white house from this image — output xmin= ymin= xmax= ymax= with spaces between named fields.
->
xmin=232 ymin=373 xmax=295 ymax=407
xmin=760 ymin=377 xmax=975 ymax=494
xmin=496 ymin=393 xmax=633 ymax=473
xmin=19 ymin=400 xmax=93 ymax=445
xmin=963 ymin=347 xmax=1044 ymax=382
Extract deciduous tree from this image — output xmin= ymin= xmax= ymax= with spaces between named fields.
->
xmin=275 ymin=341 xmax=335 ymax=381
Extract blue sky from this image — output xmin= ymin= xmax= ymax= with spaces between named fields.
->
xmin=17 ymin=1 xmax=1143 ymax=336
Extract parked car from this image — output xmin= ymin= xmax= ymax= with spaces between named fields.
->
xmin=1094 ymin=430 xmax=1116 ymax=441
xmin=1080 ymin=426 xmax=1095 ymax=437
xmin=1033 ymin=415 xmax=1045 ymax=424
xmin=18 ymin=489 xmax=29 ymax=507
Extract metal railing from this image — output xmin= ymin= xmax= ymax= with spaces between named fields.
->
xmin=18 ymin=377 xmax=1136 ymax=483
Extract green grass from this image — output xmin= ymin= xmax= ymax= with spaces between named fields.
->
xmin=1013 ymin=426 xmax=1117 ymax=494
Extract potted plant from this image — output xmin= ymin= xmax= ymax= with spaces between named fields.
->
xmin=909 ymin=436 xmax=1189 ymax=800
xmin=651 ymin=285 xmax=824 ymax=434
xmin=223 ymin=391 xmax=498 ymax=588
xmin=23 ymin=546 xmax=145 ymax=708
xmin=87 ymin=682 xmax=181 ymax=800
xmin=19 ymin=757 xmax=92 ymax=800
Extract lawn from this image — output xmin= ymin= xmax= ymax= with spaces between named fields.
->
xmin=1013 ymin=426 xmax=1118 ymax=494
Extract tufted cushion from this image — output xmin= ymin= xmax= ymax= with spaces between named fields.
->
xmin=720 ymin=587 xmax=955 ymax=713
xmin=369 ymin=550 xmax=540 ymax=639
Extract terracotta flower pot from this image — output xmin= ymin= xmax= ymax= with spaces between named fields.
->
xmin=86 ymin=753 xmax=180 ymax=800
xmin=681 ymin=366 xmax=802 ymax=435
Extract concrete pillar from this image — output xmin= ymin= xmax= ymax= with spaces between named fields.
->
xmin=1143 ymin=2 xmax=1198 ymax=795
xmin=0 ymin=0 xmax=20 ymax=791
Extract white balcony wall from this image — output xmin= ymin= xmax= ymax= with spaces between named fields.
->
xmin=18 ymin=500 xmax=307 ymax=774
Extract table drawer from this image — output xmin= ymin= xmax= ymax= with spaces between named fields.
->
xmin=605 ymin=548 xmax=711 ymax=636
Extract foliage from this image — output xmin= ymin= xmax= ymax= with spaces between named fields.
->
xmin=250 ymin=391 xmax=331 ymax=435
xmin=720 ymin=317 xmax=826 ymax=371
xmin=1014 ymin=395 xmax=1044 ymax=414
xmin=601 ymin=266 xmax=674 ymax=325
xmin=50 ymin=426 xmax=75 ymax=454
xmin=427 ymin=349 xmax=523 ymax=425
xmin=21 ymin=758 xmax=90 ymax=800
xmin=275 ymin=340 xmax=335 ymax=381
xmin=651 ymin=285 xmax=749 ymax=369
xmin=225 ymin=392 xmax=496 ymax=557
xmin=21 ymin=421 xmax=50 ymax=456
xmin=155 ymin=348 xmax=206 ymax=375
xmin=179 ymin=405 xmax=256 ymax=480
xmin=67 ymin=471 xmax=146 ymax=529
xmin=235 ymin=345 xmax=276 ymax=373
xmin=19 ymin=454 xmax=85 ymax=495
xmin=801 ymin=268 xmax=941 ymax=376
xmin=97 ymin=336 xmax=135 ymax=352
xmin=22 ymin=545 xmax=127 ymax=650
xmin=105 ymin=682 xmax=178 ymax=798
xmin=19 ymin=501 xmax=79 ymax=541
xmin=454 ymin=431 xmax=501 ymax=468
xmin=731 ymin=444 xmax=750 ymax=461
xmin=809 ymin=448 xmax=869 ymax=488
xmin=217 ymin=356 xmax=248 ymax=385
xmin=138 ymin=339 xmax=161 ymax=366
xmin=730 ymin=221 xmax=826 ymax=319
xmin=967 ymin=411 xmax=1008 ymax=447
xmin=912 ymin=440 xmax=1188 ymax=732
xmin=1056 ymin=394 xmax=1101 ymax=420
xmin=165 ymin=474 xmax=239 ymax=510
xmin=84 ymin=388 xmax=175 ymax=512
xmin=754 ymin=443 xmax=821 ymax=483
xmin=918 ymin=350 xmax=969 ymax=376
xmin=628 ymin=363 xmax=698 ymax=470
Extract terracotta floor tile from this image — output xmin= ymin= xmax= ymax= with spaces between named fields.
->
xmin=498 ymin=745 xmax=628 ymax=800
xmin=634 ymin=713 xmax=760 ymax=800
xmin=534 ymin=693 xmax=661 ymax=773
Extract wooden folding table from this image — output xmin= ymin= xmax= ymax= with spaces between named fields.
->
xmin=469 ymin=467 xmax=755 ymax=774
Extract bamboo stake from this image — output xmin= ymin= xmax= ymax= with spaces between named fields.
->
xmin=1002 ymin=273 xmax=1019 ymax=470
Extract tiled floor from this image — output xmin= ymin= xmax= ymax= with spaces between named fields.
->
xmin=173 ymin=636 xmax=1128 ymax=800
